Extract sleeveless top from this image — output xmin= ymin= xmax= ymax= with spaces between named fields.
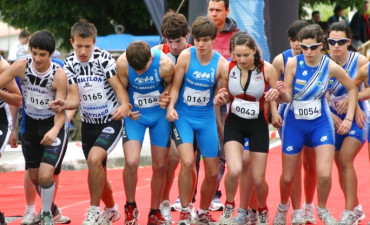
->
xmin=176 ymin=47 xmax=220 ymax=112
xmin=162 ymin=43 xmax=192 ymax=64
xmin=127 ymin=49 xmax=164 ymax=113
xmin=227 ymin=60 xmax=267 ymax=119
xmin=22 ymin=58 xmax=58 ymax=120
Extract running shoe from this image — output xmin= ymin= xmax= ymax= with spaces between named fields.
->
xmin=197 ymin=210 xmax=218 ymax=225
xmin=82 ymin=207 xmax=101 ymax=225
xmin=317 ymin=207 xmax=337 ymax=225
xmin=291 ymin=209 xmax=304 ymax=225
xmin=21 ymin=210 xmax=36 ymax=225
xmin=124 ymin=205 xmax=139 ymax=225
xmin=0 ymin=211 xmax=6 ymax=225
xmin=233 ymin=208 xmax=249 ymax=225
xmin=147 ymin=210 xmax=168 ymax=225
xmin=219 ymin=204 xmax=234 ymax=225
xmin=100 ymin=206 xmax=121 ymax=225
xmin=354 ymin=204 xmax=365 ymax=222
xmin=303 ymin=203 xmax=316 ymax=224
xmin=41 ymin=212 xmax=54 ymax=225
xmin=177 ymin=210 xmax=191 ymax=225
xmin=338 ymin=210 xmax=357 ymax=225
xmin=171 ymin=197 xmax=182 ymax=212
xmin=160 ymin=200 xmax=172 ymax=224
xmin=258 ymin=209 xmax=269 ymax=225
xmin=273 ymin=205 xmax=288 ymax=225
xmin=189 ymin=203 xmax=198 ymax=223
xmin=52 ymin=208 xmax=71 ymax=224
xmin=248 ymin=208 xmax=258 ymax=225
xmin=209 ymin=198 xmax=224 ymax=211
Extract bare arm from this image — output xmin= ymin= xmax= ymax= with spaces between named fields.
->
xmin=0 ymin=60 xmax=25 ymax=106
xmin=159 ymin=52 xmax=175 ymax=92
xmin=277 ymin=57 xmax=296 ymax=103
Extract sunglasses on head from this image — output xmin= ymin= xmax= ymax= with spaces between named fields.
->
xmin=327 ymin=38 xmax=349 ymax=46
xmin=300 ymin=42 xmax=321 ymax=51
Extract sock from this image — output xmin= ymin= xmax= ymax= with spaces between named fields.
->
xmin=26 ymin=205 xmax=36 ymax=213
xmin=225 ymin=201 xmax=235 ymax=208
xmin=35 ymin=184 xmax=58 ymax=214
xmin=181 ymin=207 xmax=190 ymax=212
xmin=198 ymin=208 xmax=207 ymax=215
xmin=258 ymin=206 xmax=268 ymax=214
xmin=41 ymin=182 xmax=55 ymax=213
xmin=279 ymin=202 xmax=290 ymax=210
xmin=125 ymin=201 xmax=137 ymax=209
xmin=149 ymin=209 xmax=159 ymax=216
xmin=106 ymin=204 xmax=118 ymax=212
xmin=304 ymin=202 xmax=314 ymax=208
xmin=90 ymin=205 xmax=100 ymax=212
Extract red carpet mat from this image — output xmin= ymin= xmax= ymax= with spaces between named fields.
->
xmin=1 ymin=144 xmax=370 ymax=224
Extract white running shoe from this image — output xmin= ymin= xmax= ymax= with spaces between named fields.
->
xmin=219 ymin=204 xmax=234 ymax=225
xmin=291 ymin=209 xmax=304 ymax=225
xmin=209 ymin=198 xmax=224 ymax=211
xmin=338 ymin=210 xmax=357 ymax=225
xmin=189 ymin=203 xmax=198 ymax=223
xmin=100 ymin=206 xmax=121 ymax=225
xmin=273 ymin=204 xmax=288 ymax=225
xmin=171 ymin=197 xmax=181 ymax=212
xmin=303 ymin=203 xmax=316 ymax=224
xmin=82 ymin=207 xmax=101 ymax=225
xmin=354 ymin=204 xmax=365 ymax=222
xmin=248 ymin=209 xmax=258 ymax=225
xmin=317 ymin=207 xmax=338 ymax=225
xmin=233 ymin=208 xmax=249 ymax=225
xmin=160 ymin=200 xmax=172 ymax=224
xmin=21 ymin=210 xmax=36 ymax=225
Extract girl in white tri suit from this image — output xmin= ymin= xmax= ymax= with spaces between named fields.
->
xmin=274 ymin=24 xmax=358 ymax=225
xmin=0 ymin=56 xmax=22 ymax=158
xmin=214 ymin=32 xmax=280 ymax=225
xmin=327 ymin=22 xmax=369 ymax=224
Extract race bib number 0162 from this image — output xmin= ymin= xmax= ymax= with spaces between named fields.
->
xmin=26 ymin=92 xmax=53 ymax=109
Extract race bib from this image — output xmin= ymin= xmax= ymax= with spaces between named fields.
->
xmin=183 ymin=87 xmax=210 ymax=106
xmin=293 ymin=99 xmax=321 ymax=120
xmin=231 ymin=98 xmax=259 ymax=119
xmin=133 ymin=91 xmax=160 ymax=108
xmin=26 ymin=92 xmax=53 ymax=109
xmin=80 ymin=86 xmax=107 ymax=105
xmin=329 ymin=95 xmax=347 ymax=111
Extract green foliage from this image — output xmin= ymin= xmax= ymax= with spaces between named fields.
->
xmin=0 ymin=0 xmax=187 ymax=51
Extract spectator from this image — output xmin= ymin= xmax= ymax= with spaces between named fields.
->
xmin=7 ymin=30 xmax=30 ymax=62
xmin=327 ymin=5 xmax=350 ymax=25
xmin=311 ymin=11 xmax=328 ymax=33
xmin=350 ymin=0 xmax=370 ymax=48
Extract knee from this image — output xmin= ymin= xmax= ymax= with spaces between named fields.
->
xmin=227 ymin=165 xmax=242 ymax=180
xmin=280 ymin=173 xmax=295 ymax=186
xmin=38 ymin=173 xmax=53 ymax=187
xmin=254 ymin=176 xmax=266 ymax=188
xmin=180 ymin=159 xmax=194 ymax=172
xmin=317 ymin=174 xmax=331 ymax=185
xmin=204 ymin=168 xmax=218 ymax=181
xmin=124 ymin=158 xmax=140 ymax=172
xmin=87 ymin=154 xmax=105 ymax=169
xmin=152 ymin=161 xmax=167 ymax=174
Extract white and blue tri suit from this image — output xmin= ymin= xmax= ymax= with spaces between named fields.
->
xmin=328 ymin=51 xmax=368 ymax=150
xmin=282 ymin=54 xmax=335 ymax=154
xmin=172 ymin=47 xmax=220 ymax=157
xmin=122 ymin=49 xmax=171 ymax=147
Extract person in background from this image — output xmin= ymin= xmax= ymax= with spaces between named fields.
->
xmin=311 ymin=11 xmax=328 ymax=33
xmin=327 ymin=5 xmax=350 ymax=25
xmin=7 ymin=30 xmax=30 ymax=63
xmin=350 ymin=0 xmax=370 ymax=48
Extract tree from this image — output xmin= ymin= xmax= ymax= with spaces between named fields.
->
xmin=0 ymin=0 xmax=188 ymax=50
xmin=300 ymin=0 xmax=365 ymax=18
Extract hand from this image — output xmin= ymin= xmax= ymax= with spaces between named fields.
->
xmin=355 ymin=107 xmax=367 ymax=129
xmin=276 ymin=81 xmax=286 ymax=95
xmin=213 ymin=88 xmax=228 ymax=105
xmin=272 ymin=113 xmax=283 ymax=129
xmin=158 ymin=91 xmax=171 ymax=109
xmin=264 ymin=88 xmax=279 ymax=102
xmin=331 ymin=113 xmax=342 ymax=131
xmin=49 ymin=98 xmax=66 ymax=113
xmin=337 ymin=118 xmax=352 ymax=135
xmin=40 ymin=127 xmax=59 ymax=146
xmin=128 ymin=110 xmax=141 ymax=120
xmin=166 ymin=107 xmax=178 ymax=122
xmin=8 ymin=130 xmax=18 ymax=148
xmin=335 ymin=98 xmax=348 ymax=115
xmin=111 ymin=103 xmax=131 ymax=120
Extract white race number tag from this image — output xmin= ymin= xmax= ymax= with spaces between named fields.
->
xmin=231 ymin=98 xmax=259 ymax=119
xmin=133 ymin=91 xmax=160 ymax=108
xmin=183 ymin=87 xmax=210 ymax=106
xmin=293 ymin=99 xmax=321 ymax=120
xmin=26 ymin=92 xmax=53 ymax=109
xmin=80 ymin=86 xmax=106 ymax=105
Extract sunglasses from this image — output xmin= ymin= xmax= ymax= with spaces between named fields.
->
xmin=300 ymin=42 xmax=321 ymax=51
xmin=327 ymin=38 xmax=349 ymax=46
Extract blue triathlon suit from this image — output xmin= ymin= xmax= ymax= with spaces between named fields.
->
xmin=123 ymin=49 xmax=170 ymax=148
xmin=282 ymin=54 xmax=335 ymax=154
xmin=367 ymin=63 xmax=370 ymax=141
xmin=328 ymin=52 xmax=368 ymax=150
xmin=172 ymin=47 xmax=220 ymax=157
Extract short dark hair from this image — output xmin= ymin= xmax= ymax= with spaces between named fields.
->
xmin=334 ymin=5 xmax=343 ymax=14
xmin=19 ymin=30 xmax=30 ymax=39
xmin=161 ymin=10 xmax=189 ymax=39
xmin=71 ymin=19 xmax=97 ymax=41
xmin=126 ymin=41 xmax=151 ymax=71
xmin=312 ymin=10 xmax=320 ymax=17
xmin=191 ymin=16 xmax=217 ymax=40
xmin=208 ymin=0 xmax=229 ymax=10
xmin=29 ymin=30 xmax=55 ymax=55
xmin=287 ymin=20 xmax=310 ymax=40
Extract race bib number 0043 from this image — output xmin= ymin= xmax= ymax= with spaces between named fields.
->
xmin=231 ymin=98 xmax=259 ymax=119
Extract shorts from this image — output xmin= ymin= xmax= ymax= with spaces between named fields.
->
xmin=224 ymin=112 xmax=269 ymax=153
xmin=0 ymin=105 xmax=12 ymax=155
xmin=22 ymin=115 xmax=68 ymax=169
xmin=122 ymin=109 xmax=170 ymax=148
xmin=81 ymin=119 xmax=123 ymax=167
